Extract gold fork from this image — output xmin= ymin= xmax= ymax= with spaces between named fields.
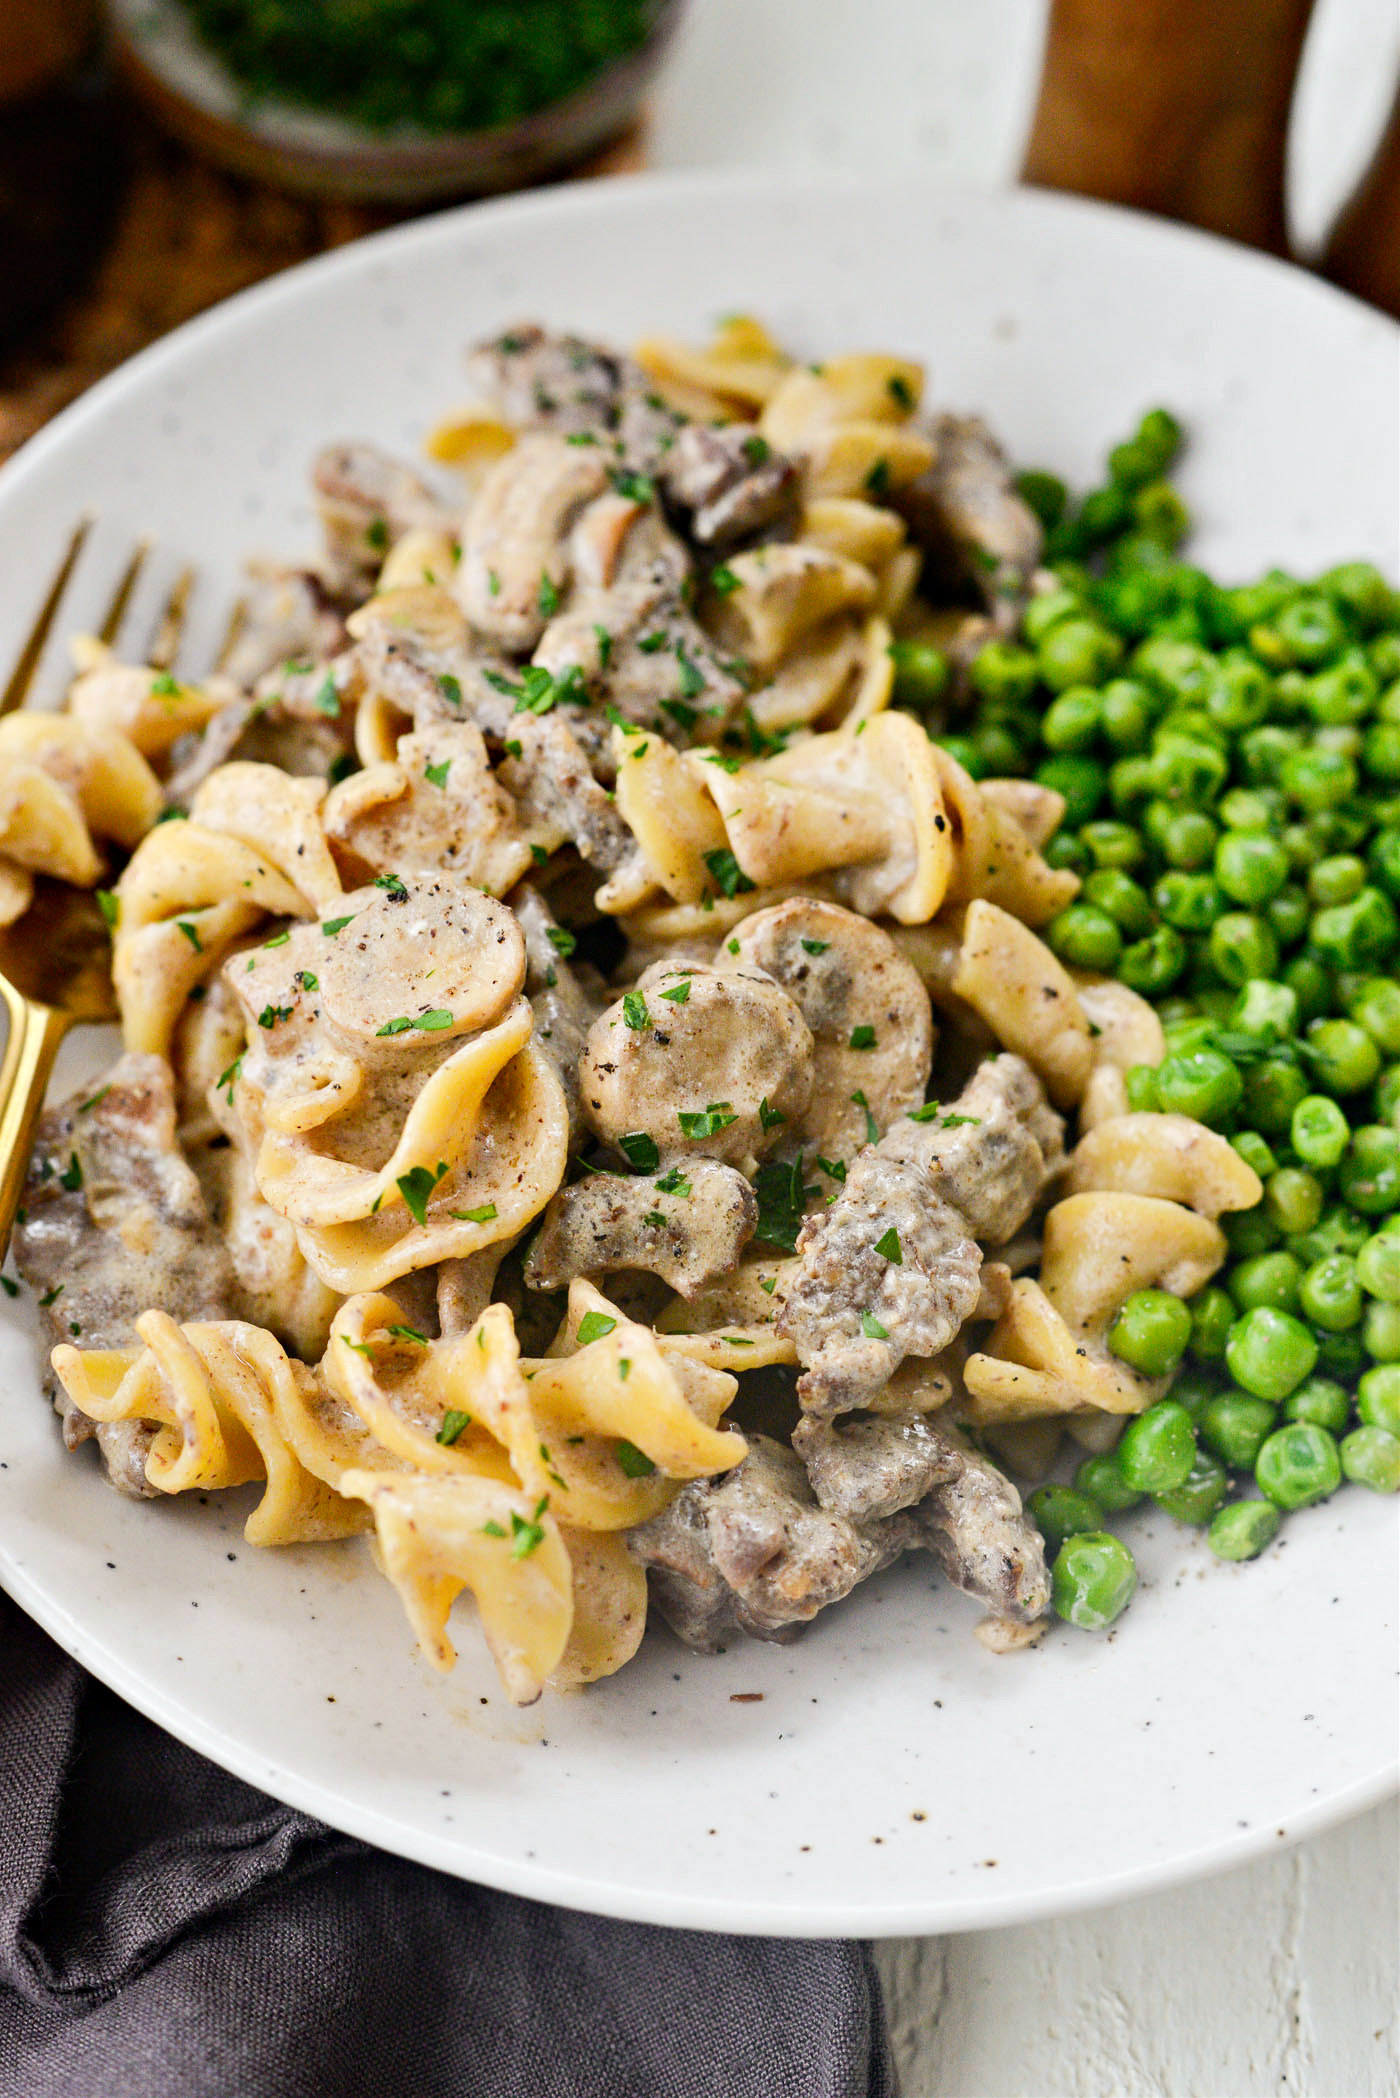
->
xmin=0 ymin=525 xmax=197 ymax=1255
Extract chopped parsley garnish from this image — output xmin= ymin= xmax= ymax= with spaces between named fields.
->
xmin=176 ymin=919 xmax=202 ymax=953
xmin=264 ymin=930 xmax=290 ymax=948
xmin=365 ymin=516 xmax=389 ymax=551
xmin=413 ymin=1009 xmax=455 ymax=1031
xmin=654 ymin=1166 xmax=691 ymax=1197
xmin=387 ymin=1324 xmax=428 ymax=1344
xmin=615 ymin=1438 xmax=656 ymax=1478
xmin=537 ymin=571 xmax=560 ymax=618
xmin=449 ymin=1202 xmax=498 ymax=1224
xmin=150 ymin=669 xmax=181 ymax=696
xmin=39 ymin=1285 xmax=64 ymax=1309
xmin=702 ymin=848 xmax=755 ymax=898
xmin=95 ymin=890 xmax=119 ymax=929
xmin=296 ymin=971 xmax=319 ymax=993
xmin=217 ymin=1058 xmax=242 ymax=1101
xmin=322 ymin=915 xmax=355 ymax=936
xmin=608 ymin=468 xmax=656 ymax=504
xmin=566 ymin=430 xmax=598 ymax=446
xmin=817 ymin=1156 xmax=847 ymax=1183
xmin=643 ymin=1210 xmax=667 ymax=1229
xmin=0 ymin=1276 xmax=17 ymax=1298
xmin=864 ymin=458 xmax=891 ymax=498
xmin=375 ymin=873 xmax=409 ymax=901
xmin=396 ymin=1160 xmax=448 ymax=1226
xmin=701 ymin=751 xmax=742 ymax=774
xmin=509 ymin=1500 xmax=550 ymax=1559
xmin=437 ymin=672 xmax=463 ymax=706
xmin=576 ymin=1310 xmax=618 ymax=1346
xmin=257 ymin=1004 xmax=292 ymax=1029
xmin=709 ymin=564 xmax=741 ymax=596
xmin=546 ymin=925 xmax=576 ymax=957
xmin=661 ymin=697 xmax=698 ymax=733
xmin=622 ymin=991 xmax=651 ymax=1031
xmin=874 ymin=1227 xmax=903 ymax=1263
xmin=58 ymin=1153 xmax=83 ymax=1193
xmin=852 ymin=1089 xmax=878 ymax=1145
xmin=886 ymin=373 xmax=914 ymax=409
xmin=849 ymin=1024 xmax=877 ymax=1050
xmin=752 ymin=1157 xmax=810 ymax=1252
xmin=676 ymin=646 xmax=706 ymax=701
xmin=659 ymin=978 xmax=691 ymax=1004
xmin=908 ymin=1106 xmax=983 ymax=1128
xmin=741 ymin=433 xmax=770 ymax=468
xmin=436 ymin=1410 xmax=473 ymax=1446
xmin=594 ymin=622 xmax=613 ymax=669
xmin=861 ymin=1311 xmax=889 ymax=1340
xmin=758 ymin=1097 xmax=786 ymax=1131
xmin=78 ymin=1085 xmax=111 ymax=1115
xmin=530 ymin=844 xmax=548 ymax=866
xmin=638 ymin=631 xmax=669 ymax=655
xmin=313 ymin=674 xmax=341 ymax=719
xmin=327 ymin=753 xmax=357 ymax=785
xmin=726 ymin=937 xmax=741 ymax=955
xmin=758 ymin=1275 xmax=777 ymax=1296
xmin=424 ymin=758 xmax=451 ymax=788
xmin=482 ymin=1520 xmax=507 ymax=1538
xmin=618 ymin=1131 xmax=660 ymax=1171
xmin=800 ymin=937 xmax=829 ymax=956
xmin=486 ymin=569 xmax=501 ymax=597
xmin=504 ymin=738 xmax=523 ymax=758
xmin=677 ymin=1103 xmax=738 ymax=1139
xmin=153 ymin=807 xmax=188 ymax=823
xmin=376 ymin=1016 xmax=413 ymax=1037
xmin=618 ymin=1357 xmax=631 ymax=1381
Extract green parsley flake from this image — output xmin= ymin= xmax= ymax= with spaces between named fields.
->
xmin=217 ymin=1058 xmax=242 ymax=1101
xmin=340 ymin=1335 xmax=374 ymax=1358
xmin=322 ymin=916 xmax=355 ymax=938
xmin=375 ymin=873 xmax=409 ymax=900
xmin=758 ymin=1276 xmax=777 ymax=1296
xmin=366 ymin=516 xmax=389 ymax=551
xmin=509 ymin=1502 xmax=549 ymax=1559
xmin=154 ymin=807 xmax=188 ymax=824
xmin=642 ymin=1210 xmax=669 ymax=1230
xmin=58 ymin=1153 xmax=83 ymax=1193
xmin=622 ymin=991 xmax=651 ymax=1031
xmin=313 ymin=675 xmax=341 ymax=719
xmin=447 ymin=1201 xmax=498 ymax=1228
xmin=376 ymin=1016 xmax=413 ymax=1037
xmin=752 ymin=1158 xmax=810 ymax=1252
xmin=176 ymin=919 xmax=203 ymax=953
xmin=538 ymin=571 xmax=560 ymax=618
xmin=96 ymin=889 xmax=119 ymax=929
xmin=387 ymin=1324 xmax=428 ymax=1344
xmin=150 ymin=669 xmax=181 ymax=696
xmin=437 ymin=673 xmax=463 ymax=708
xmin=396 ymin=1160 xmax=448 ymax=1226
xmin=851 ymin=1089 xmax=878 ymax=1145
xmin=576 ymin=1310 xmax=618 ymax=1346
xmin=874 ymin=1227 xmax=903 ymax=1263
xmin=638 ymin=631 xmax=669 ymax=655
xmin=39 ymin=1285 xmax=63 ymax=1309
xmin=677 ymin=1102 xmax=738 ymax=1139
xmin=758 ymin=1097 xmax=786 ymax=1131
xmin=817 ymin=1156 xmax=847 ymax=1183
xmin=864 ymin=458 xmax=891 ymax=498
xmin=800 ymin=937 xmax=829 ymax=956
xmin=615 ymin=1438 xmax=656 ymax=1478
xmin=741 ymin=434 xmax=770 ymax=468
xmin=861 ymin=1311 xmax=889 ymax=1340
xmin=530 ymin=844 xmax=548 ymax=866
xmin=436 ymin=1410 xmax=473 ymax=1446
xmin=886 ymin=373 xmax=914 ymax=409
xmin=486 ymin=570 xmax=502 ymax=598
xmin=660 ymin=697 xmax=698 ymax=733
xmin=654 ymin=1166 xmax=691 ymax=1197
xmin=424 ymin=759 xmax=451 ymax=788
xmin=608 ymin=468 xmax=656 ymax=505
xmin=546 ymin=925 xmax=577 ymax=957
xmin=908 ymin=1105 xmax=982 ymax=1127
xmin=594 ymin=622 xmax=613 ymax=669
xmin=676 ymin=647 xmax=706 ymax=701
xmin=257 ymin=1004 xmax=292 ymax=1029
xmin=726 ymin=937 xmax=741 ymax=955
xmin=619 ymin=1131 xmax=660 ymax=1171
xmin=482 ymin=1520 xmax=507 ymax=1538
xmin=264 ymin=930 xmax=291 ymax=949
xmin=703 ymin=848 xmax=755 ymax=898
xmin=849 ymin=1024 xmax=877 ymax=1050
xmin=78 ymin=1085 xmax=111 ymax=1115
xmin=414 ymin=1009 xmax=455 ymax=1031
xmin=0 ymin=1276 xmax=17 ymax=1298
xmin=659 ymin=978 xmax=691 ymax=1004
xmin=618 ymin=1357 xmax=631 ymax=1381
xmin=710 ymin=564 xmax=740 ymax=596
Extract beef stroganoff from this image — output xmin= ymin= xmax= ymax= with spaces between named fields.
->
xmin=6 ymin=318 xmax=1262 ymax=1704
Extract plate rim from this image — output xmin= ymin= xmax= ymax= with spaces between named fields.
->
xmin=0 ymin=166 xmax=1396 ymax=1938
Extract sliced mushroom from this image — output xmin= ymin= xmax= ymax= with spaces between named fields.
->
xmin=1064 ymin=1112 xmax=1263 ymax=1218
xmin=658 ymin=421 xmax=799 ymax=547
xmin=524 ymin=1159 xmax=757 ymax=1298
xmin=896 ymin=412 xmax=1043 ymax=613
xmin=512 ymin=882 xmax=607 ymax=1148
xmin=723 ymin=898 xmax=933 ymax=1161
xmin=579 ymin=960 xmax=814 ymax=1166
xmin=456 ymin=433 xmax=609 ymax=650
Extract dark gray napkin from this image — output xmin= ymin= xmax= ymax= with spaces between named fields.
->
xmin=0 ymin=1593 xmax=895 ymax=2098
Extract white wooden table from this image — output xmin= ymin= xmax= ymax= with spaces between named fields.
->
xmin=649 ymin=8 xmax=1400 ymax=2091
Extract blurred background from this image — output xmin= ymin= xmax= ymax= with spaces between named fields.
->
xmin=2 ymin=0 xmax=1398 ymax=463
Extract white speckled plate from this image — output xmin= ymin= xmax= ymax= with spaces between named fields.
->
xmin=0 ymin=175 xmax=1396 ymax=1937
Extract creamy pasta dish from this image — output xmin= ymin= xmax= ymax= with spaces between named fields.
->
xmin=6 ymin=319 xmax=1263 ymax=1704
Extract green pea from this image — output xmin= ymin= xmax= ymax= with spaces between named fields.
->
xmin=1267 ymin=886 xmax=1311 ymax=948
xmin=1042 ymin=829 xmax=1085 ymax=871
xmin=1203 ymin=653 xmax=1272 ymax=730
xmin=1035 ymin=756 xmax=1106 ymax=828
xmin=1155 ymin=870 xmax=1225 ymax=932
xmin=1220 ymin=787 xmax=1282 ymax=831
xmin=1154 ymin=1047 xmax=1243 ymax=1127
xmin=1080 ymin=819 xmax=1145 ymax=871
xmin=935 ymin=734 xmax=987 ymax=779
xmin=1108 ymin=1289 xmax=1193 ymax=1376
xmin=1164 ymin=1016 xmax=1222 ymax=1058
xmin=1225 ymin=1306 xmax=1318 ymax=1401
xmin=1135 ymin=635 xmax=1215 ymax=705
xmin=1358 ymin=1231 xmax=1400 ymax=1303
xmin=1072 ymin=1452 xmax=1143 ymax=1514
xmin=1160 ymin=810 xmax=1220 ymax=870
xmin=889 ymin=640 xmax=951 ymax=710
xmin=1199 ymin=1394 xmax=1277 ymax=1470
xmin=1363 ymin=1300 xmax=1400 ymax=1362
xmin=1368 ymin=830 xmax=1400 ymax=900
xmin=1246 ymin=1053 xmax=1311 ymax=1134
xmin=1042 ymin=686 xmax=1103 ymax=753
xmin=1155 ymin=1449 xmax=1228 ymax=1524
xmin=1375 ymin=1067 xmax=1400 ymax=1128
xmin=1282 ymin=1375 xmax=1351 ymax=1434
xmin=1026 ymin=1485 xmax=1105 ymax=1557
xmin=1208 ymin=911 xmax=1279 ymax=988
xmin=970 ymin=639 xmax=1039 ymax=704
xmin=1051 ymin=1533 xmax=1138 ymax=1630
xmin=1292 ymin=1094 xmax=1350 ymax=1168
xmin=1117 ymin=925 xmax=1187 ymax=996
xmin=1309 ymin=888 xmax=1399 ymax=971
xmin=1340 ymin=1425 xmax=1400 ymax=1492
xmin=1116 ymin=1399 xmax=1197 ymax=1493
xmin=1039 ymin=619 xmax=1122 ymax=692
xmin=1289 ymin=1205 xmax=1370 ymax=1266
xmin=1271 ymin=594 xmax=1348 ymax=668
xmin=1187 ymin=1286 xmax=1234 ymax=1359
xmin=973 ymin=722 xmax=1025 ymax=775
xmin=1133 ymin=481 xmax=1191 ymax=547
xmin=1306 ymin=658 xmax=1377 ymax=724
xmin=1151 ymin=735 xmax=1228 ymax=805
xmin=1099 ymin=678 xmax=1155 ymax=750
xmin=1298 ymin=1253 xmax=1364 ymax=1331
xmin=1319 ymin=560 xmax=1398 ymax=631
xmin=1167 ymin=1364 xmax=1221 ymax=1420
xmin=1214 ymin=831 xmax=1288 ymax=906
xmin=1265 ymin=1167 xmax=1323 ymax=1238
xmin=1232 ymin=1130 xmax=1278 ymax=1179
xmin=1281 ymin=746 xmax=1358 ymax=812
xmin=1306 ymin=1020 xmax=1382 ymax=1096
xmin=1348 ymin=979 xmax=1400 ymax=1059
xmin=1046 ymin=903 xmax=1122 ymax=972
xmin=1255 ymin=1420 xmax=1342 ymax=1509
xmin=1224 ymin=1207 xmax=1283 ymax=1258
xmin=1371 ymin=634 xmax=1400 ymax=682
xmin=1082 ymin=868 xmax=1154 ymax=936
xmin=1229 ymin=1252 xmax=1302 ymax=1315
xmin=1306 ymin=854 xmax=1366 ymax=907
xmin=1339 ymin=1125 xmax=1400 ymax=1215
xmin=1357 ymin=1363 xmax=1400 ymax=1435
xmin=1363 ymin=723 xmax=1400 ymax=781
xmin=1230 ymin=979 xmax=1297 ymax=1044
xmin=1208 ymin=1498 xmax=1282 ymax=1561
xmin=1123 ymin=1063 xmax=1161 ymax=1113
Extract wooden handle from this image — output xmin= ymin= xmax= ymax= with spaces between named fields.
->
xmin=0 ymin=989 xmax=69 ymax=1261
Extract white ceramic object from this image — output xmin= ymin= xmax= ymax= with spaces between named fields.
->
xmin=0 ymin=175 xmax=1395 ymax=1938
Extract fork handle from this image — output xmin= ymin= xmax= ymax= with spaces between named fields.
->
xmin=0 ymin=996 xmax=71 ymax=1261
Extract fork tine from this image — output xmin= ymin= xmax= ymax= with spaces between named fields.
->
xmin=213 ymin=594 xmax=249 ymax=674
xmin=0 ymin=517 xmax=93 ymax=717
xmin=147 ymin=566 xmax=196 ymax=672
xmin=97 ymin=538 xmax=153 ymax=647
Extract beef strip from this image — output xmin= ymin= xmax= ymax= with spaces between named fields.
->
xmin=463 ymin=323 xmax=683 ymax=470
xmin=13 ymin=1054 xmax=236 ymax=1496
xmin=898 ymin=413 xmax=1043 ymax=618
xmin=218 ymin=568 xmax=348 ymax=693
xmin=780 ymin=1054 xmax=1063 ymax=1415
xmin=627 ymin=1435 xmax=911 ymax=1651
xmin=793 ymin=1407 xmax=962 ymax=1523
xmin=534 ymin=573 xmax=744 ymax=736
xmin=512 ymin=883 xmax=606 ymax=1144
xmin=657 ymin=423 xmax=799 ymax=548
